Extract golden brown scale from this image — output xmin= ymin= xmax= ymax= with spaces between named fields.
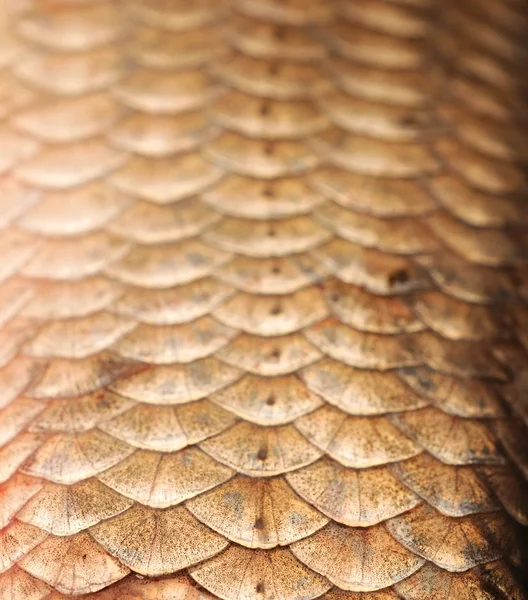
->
xmin=0 ymin=0 xmax=527 ymax=598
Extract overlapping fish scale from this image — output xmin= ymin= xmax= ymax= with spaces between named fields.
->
xmin=478 ymin=464 xmax=528 ymax=525
xmin=98 ymin=400 xmax=236 ymax=452
xmin=90 ymin=504 xmax=229 ymax=577
xmin=17 ymin=184 xmax=130 ymax=237
xmin=130 ymin=22 xmax=229 ymax=70
xmin=216 ymin=332 xmax=322 ymax=375
xmin=1 ymin=0 xmax=527 ymax=598
xmin=0 ymin=565 xmax=52 ymax=600
xmin=0 ymin=228 xmax=41 ymax=286
xmin=14 ymin=46 xmax=123 ymax=100
xmin=211 ymin=54 xmax=330 ymax=101
xmin=319 ymin=22 xmax=424 ymax=71
xmin=202 ymin=175 xmax=326 ymax=219
xmin=110 ymin=279 xmax=235 ymax=325
xmin=107 ymin=199 xmax=220 ymax=245
xmin=314 ymin=202 xmax=438 ymax=256
xmin=234 ymin=0 xmax=334 ymax=26
xmin=204 ymin=216 xmax=332 ymax=257
xmin=17 ymin=479 xmax=134 ymax=537
xmin=291 ymin=521 xmax=425 ymax=592
xmin=18 ymin=532 xmax=130 ymax=595
xmin=190 ymin=544 xmax=331 ymax=600
xmin=386 ymin=504 xmax=520 ymax=572
xmin=213 ymin=287 xmax=328 ymax=336
xmin=210 ymin=92 xmax=329 ymax=141
xmin=110 ymin=111 xmax=220 ymax=158
xmin=2 ymin=0 xmax=131 ymax=317
xmin=286 ymin=457 xmax=420 ymax=527
xmin=425 ymin=172 xmax=528 ymax=228
xmin=301 ymin=360 xmax=428 ymax=416
xmin=0 ymin=356 xmax=44 ymax=411
xmin=209 ymin=374 xmax=323 ymax=425
xmin=109 ymin=155 xmax=224 ymax=205
xmin=97 ymin=448 xmax=234 ymax=508
xmin=112 ymin=318 xmax=236 ymax=365
xmin=114 ymin=68 xmax=212 ymax=115
xmin=0 ymin=433 xmax=46 ymax=487
xmin=107 ymin=357 xmax=241 ymax=404
xmin=296 ymin=405 xmax=421 ymax=469
xmin=0 ymin=520 xmax=49 ymax=574
xmin=395 ymin=560 xmax=526 ymax=600
xmin=311 ymin=126 xmax=440 ymax=178
xmin=104 ymin=241 xmax=231 ymax=288
xmin=409 ymin=290 xmax=506 ymax=341
xmin=12 ymin=95 xmax=122 ymax=146
xmin=16 ymin=4 xmax=123 ymax=52
xmin=21 ymin=234 xmax=130 ymax=281
xmin=0 ymin=318 xmax=40 ymax=370
xmin=435 ymin=100 xmax=522 ymax=162
xmin=0 ymin=472 xmax=42 ymax=531
xmin=390 ymin=453 xmax=501 ymax=518
xmin=491 ymin=343 xmax=528 ymax=426
xmin=444 ymin=3 xmax=525 ymax=62
xmin=20 ymin=430 xmax=135 ymax=485
xmin=200 ymin=421 xmax=323 ymax=477
xmin=436 ymin=15 xmax=524 ymax=94
xmin=28 ymin=391 xmax=133 ymax=436
xmin=314 ymin=238 xmax=432 ymax=295
xmin=23 ymin=313 xmax=136 ymax=360
xmin=204 ymin=133 xmax=319 ymax=179
xmin=127 ymin=0 xmax=228 ymax=32
xmin=325 ymin=54 xmax=432 ymax=108
xmin=320 ymin=280 xmax=425 ymax=334
xmin=215 ymin=254 xmax=328 ymax=295
xmin=0 ymin=396 xmax=46 ymax=448
xmin=0 ymin=178 xmax=40 ymax=230
xmin=25 ymin=353 xmax=145 ymax=400
xmin=19 ymin=278 xmax=124 ymax=321
xmin=318 ymin=92 xmax=433 ymax=143
xmin=186 ymin=475 xmax=329 ymax=548
xmin=416 ymin=251 xmax=521 ymax=303
xmin=0 ymin=128 xmax=38 ymax=177
xmin=389 ymin=407 xmax=504 ymax=465
xmin=397 ymin=366 xmax=505 ymax=418
xmin=229 ymin=14 xmax=328 ymax=62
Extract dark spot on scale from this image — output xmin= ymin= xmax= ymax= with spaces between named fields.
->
xmin=399 ymin=113 xmax=420 ymax=127
xmin=260 ymin=101 xmax=271 ymax=117
xmin=256 ymin=582 xmax=265 ymax=594
xmin=254 ymin=517 xmax=265 ymax=530
xmin=268 ymin=62 xmax=279 ymax=75
xmin=82 ymin=554 xmax=87 ymax=560
xmin=388 ymin=269 xmax=409 ymax=287
xmin=266 ymin=394 xmax=276 ymax=406
xmin=274 ymin=26 xmax=285 ymax=41
xmin=264 ymin=141 xmax=274 ymax=156
xmin=330 ymin=292 xmax=340 ymax=302
xmin=270 ymin=348 xmax=281 ymax=360
xmin=263 ymin=184 xmax=274 ymax=199
xmin=257 ymin=447 xmax=268 ymax=461
xmin=268 ymin=226 xmax=276 ymax=237
xmin=271 ymin=265 xmax=281 ymax=275
xmin=270 ymin=303 xmax=282 ymax=315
